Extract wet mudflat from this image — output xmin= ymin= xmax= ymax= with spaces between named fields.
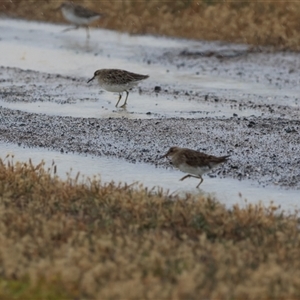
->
xmin=0 ymin=18 xmax=299 ymax=207
xmin=1 ymin=141 xmax=299 ymax=212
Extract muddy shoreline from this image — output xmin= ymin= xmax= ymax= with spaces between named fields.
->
xmin=1 ymin=19 xmax=300 ymax=189
xmin=0 ymin=66 xmax=299 ymax=188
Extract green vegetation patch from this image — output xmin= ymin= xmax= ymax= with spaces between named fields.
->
xmin=0 ymin=278 xmax=72 ymax=300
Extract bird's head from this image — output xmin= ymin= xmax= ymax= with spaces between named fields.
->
xmin=159 ymin=146 xmax=180 ymax=159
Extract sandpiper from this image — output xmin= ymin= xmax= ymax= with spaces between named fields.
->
xmin=161 ymin=146 xmax=230 ymax=188
xmin=87 ymin=69 xmax=149 ymax=108
xmin=59 ymin=1 xmax=103 ymax=38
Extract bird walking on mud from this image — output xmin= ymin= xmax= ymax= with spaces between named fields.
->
xmin=59 ymin=1 xmax=104 ymax=38
xmin=160 ymin=146 xmax=230 ymax=188
xmin=87 ymin=69 xmax=149 ymax=108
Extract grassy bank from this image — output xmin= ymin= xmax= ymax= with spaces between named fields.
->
xmin=0 ymin=157 xmax=299 ymax=299
xmin=1 ymin=0 xmax=300 ymax=50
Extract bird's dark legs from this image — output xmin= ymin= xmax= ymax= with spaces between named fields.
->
xmin=120 ymin=90 xmax=129 ymax=108
xmin=180 ymin=174 xmax=199 ymax=181
xmin=180 ymin=174 xmax=192 ymax=181
xmin=62 ymin=26 xmax=89 ymax=38
xmin=85 ymin=26 xmax=90 ymax=39
xmin=196 ymin=176 xmax=204 ymax=188
xmin=179 ymin=174 xmax=204 ymax=188
xmin=62 ymin=26 xmax=79 ymax=33
xmin=115 ymin=93 xmax=123 ymax=107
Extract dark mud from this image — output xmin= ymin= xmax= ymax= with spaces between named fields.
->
xmin=0 ymin=82 xmax=299 ymax=188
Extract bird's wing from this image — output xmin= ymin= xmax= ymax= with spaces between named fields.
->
xmin=105 ymin=70 xmax=148 ymax=84
xmin=183 ymin=149 xmax=229 ymax=168
xmin=73 ymin=5 xmax=100 ymax=18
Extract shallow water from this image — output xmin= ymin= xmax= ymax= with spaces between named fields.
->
xmin=0 ymin=18 xmax=299 ymax=120
xmin=1 ymin=142 xmax=298 ymax=213
xmin=0 ymin=97 xmax=263 ymax=119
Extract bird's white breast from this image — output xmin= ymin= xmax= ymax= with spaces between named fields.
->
xmin=177 ymin=163 xmax=210 ymax=176
xmin=97 ymin=81 xmax=138 ymax=93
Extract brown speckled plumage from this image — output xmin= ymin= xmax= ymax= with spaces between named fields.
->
xmin=161 ymin=146 xmax=230 ymax=188
xmin=60 ymin=2 xmax=101 ymax=19
xmin=59 ymin=1 xmax=103 ymax=38
xmin=92 ymin=69 xmax=149 ymax=85
xmin=87 ymin=69 xmax=149 ymax=107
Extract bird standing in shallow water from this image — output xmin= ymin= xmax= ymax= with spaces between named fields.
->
xmin=87 ymin=69 xmax=149 ymax=108
xmin=161 ymin=146 xmax=230 ymax=188
xmin=59 ymin=1 xmax=103 ymax=38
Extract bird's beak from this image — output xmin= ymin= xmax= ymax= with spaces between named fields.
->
xmin=87 ymin=76 xmax=95 ymax=84
xmin=158 ymin=152 xmax=168 ymax=159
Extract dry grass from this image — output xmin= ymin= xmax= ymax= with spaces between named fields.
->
xmin=0 ymin=156 xmax=300 ymax=299
xmin=1 ymin=0 xmax=300 ymax=50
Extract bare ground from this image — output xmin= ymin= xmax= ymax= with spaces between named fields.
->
xmin=0 ymin=53 xmax=299 ymax=188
